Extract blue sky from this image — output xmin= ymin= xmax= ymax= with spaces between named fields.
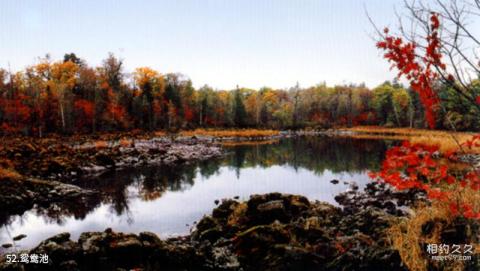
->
xmin=0 ymin=0 xmax=401 ymax=89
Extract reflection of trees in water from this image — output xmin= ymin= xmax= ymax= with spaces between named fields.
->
xmin=0 ymin=195 xmax=102 ymax=229
xmin=73 ymin=163 xmax=215 ymax=216
xmin=1 ymin=137 xmax=395 ymax=226
xmin=85 ymin=137 xmax=394 ymax=216
xmin=224 ymin=136 xmax=395 ymax=175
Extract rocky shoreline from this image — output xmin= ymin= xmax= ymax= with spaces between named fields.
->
xmin=0 ymin=182 xmax=427 ymax=271
xmin=0 ymin=130 xmax=349 ymax=220
xmin=0 ymin=134 xmax=224 ymax=222
xmin=1 ymin=136 xmax=223 ymax=181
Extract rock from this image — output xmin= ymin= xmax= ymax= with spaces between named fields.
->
xmin=47 ymin=158 xmax=67 ymax=174
xmin=139 ymin=231 xmax=163 ymax=247
xmin=212 ymin=199 xmax=239 ymax=222
xmin=1 ymin=244 xmax=12 ymax=249
xmin=0 ymin=186 xmax=423 ymax=271
xmin=210 ymin=246 xmax=240 ymax=269
xmin=95 ymin=152 xmax=116 ymax=168
xmin=194 ymin=216 xmax=219 ymax=241
xmin=349 ymin=182 xmax=359 ymax=191
xmin=330 ymin=179 xmax=340 ymax=184
xmin=12 ymin=234 xmax=27 ymax=241
xmin=115 ymin=236 xmax=142 ymax=249
xmin=257 ymin=199 xmax=284 ymax=211
xmin=198 ymin=226 xmax=223 ymax=243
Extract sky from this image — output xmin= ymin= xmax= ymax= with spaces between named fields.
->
xmin=0 ymin=0 xmax=403 ymax=90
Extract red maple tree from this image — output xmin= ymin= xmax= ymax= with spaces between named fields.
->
xmin=373 ymin=13 xmax=480 ymax=219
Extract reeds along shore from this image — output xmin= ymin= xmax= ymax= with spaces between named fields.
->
xmin=341 ymin=126 xmax=480 ymax=153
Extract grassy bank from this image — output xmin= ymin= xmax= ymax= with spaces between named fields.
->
xmin=341 ymin=126 xmax=479 ymax=153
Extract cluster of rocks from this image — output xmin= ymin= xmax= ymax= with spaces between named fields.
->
xmin=0 ymin=182 xmax=424 ymax=271
xmin=79 ymin=138 xmax=223 ymax=176
xmin=0 ymin=176 xmax=100 ymax=224
xmin=333 ymin=181 xmax=428 ymax=216
xmin=0 ymin=136 xmax=223 ymax=181
xmin=455 ymin=153 xmax=480 ymax=169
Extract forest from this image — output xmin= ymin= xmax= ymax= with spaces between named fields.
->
xmin=1 ymin=53 xmax=479 ymax=136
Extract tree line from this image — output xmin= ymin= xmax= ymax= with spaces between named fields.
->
xmin=0 ymin=53 xmax=479 ymax=136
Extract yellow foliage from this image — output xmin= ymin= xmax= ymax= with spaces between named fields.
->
xmin=134 ymin=67 xmax=160 ymax=87
xmin=50 ymin=61 xmax=79 ymax=90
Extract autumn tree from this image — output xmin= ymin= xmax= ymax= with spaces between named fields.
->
xmin=97 ymin=53 xmax=129 ymax=131
xmin=49 ymin=60 xmax=78 ymax=133
xmin=233 ymin=87 xmax=247 ymax=127
xmin=133 ymin=67 xmax=165 ymax=130
xmin=371 ymin=0 xmax=480 ymax=220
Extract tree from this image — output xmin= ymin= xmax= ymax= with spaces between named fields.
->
xmin=233 ymin=87 xmax=247 ymax=127
xmin=63 ymin=53 xmax=83 ymax=66
xmin=50 ymin=60 xmax=78 ymax=133
xmin=134 ymin=67 xmax=164 ymax=130
xmin=371 ymin=0 xmax=480 ymax=221
xmin=291 ymin=82 xmax=301 ymax=129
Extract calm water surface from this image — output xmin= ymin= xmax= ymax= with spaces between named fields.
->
xmin=0 ymin=136 xmax=395 ymax=252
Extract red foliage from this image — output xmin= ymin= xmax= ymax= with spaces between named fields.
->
xmin=376 ymin=13 xmax=446 ymax=128
xmin=183 ymin=105 xmax=195 ymax=122
xmin=370 ymin=141 xmax=480 ymax=219
xmin=0 ymin=94 xmax=32 ymax=134
xmin=74 ymin=99 xmax=94 ymax=130
xmin=462 ymin=135 xmax=480 ymax=149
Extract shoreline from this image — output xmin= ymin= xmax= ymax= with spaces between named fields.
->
xmin=0 ymin=182 xmax=427 ymax=270
xmin=1 ymin=127 xmax=477 ymax=221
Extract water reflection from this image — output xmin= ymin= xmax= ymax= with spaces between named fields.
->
xmin=0 ymin=136 xmax=395 ymax=252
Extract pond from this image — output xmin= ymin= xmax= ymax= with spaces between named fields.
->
xmin=0 ymin=136 xmax=396 ymax=252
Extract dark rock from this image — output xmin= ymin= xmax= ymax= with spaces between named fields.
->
xmin=95 ymin=152 xmax=116 ymax=168
xmin=349 ymin=182 xmax=359 ymax=191
xmin=330 ymin=179 xmax=340 ymax=184
xmin=0 ymin=186 xmax=426 ymax=271
xmin=12 ymin=234 xmax=27 ymax=241
xmin=139 ymin=231 xmax=163 ymax=247
xmin=256 ymin=200 xmax=286 ymax=222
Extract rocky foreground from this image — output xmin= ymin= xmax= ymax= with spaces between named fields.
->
xmin=0 ymin=182 xmax=430 ymax=271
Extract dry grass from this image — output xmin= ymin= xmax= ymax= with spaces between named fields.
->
xmin=119 ymin=138 xmax=133 ymax=147
xmin=343 ymin=126 xmax=479 ymax=153
xmin=180 ymin=129 xmax=280 ymax=138
xmin=389 ymin=184 xmax=480 ymax=271
xmin=220 ymin=139 xmax=280 ymax=147
xmin=0 ymin=167 xmax=22 ymax=180
xmin=154 ymin=131 xmax=166 ymax=137
xmin=389 ymin=202 xmax=455 ymax=271
xmin=94 ymin=140 xmax=108 ymax=149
